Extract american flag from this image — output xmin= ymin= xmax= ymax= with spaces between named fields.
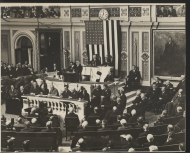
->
xmin=85 ymin=20 xmax=121 ymax=76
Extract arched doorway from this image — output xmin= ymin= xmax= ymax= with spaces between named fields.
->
xmin=15 ymin=36 xmax=33 ymax=66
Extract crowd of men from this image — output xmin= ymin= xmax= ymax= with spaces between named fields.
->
xmin=1 ymin=61 xmax=35 ymax=78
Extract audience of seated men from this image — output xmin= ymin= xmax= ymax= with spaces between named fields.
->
xmin=163 ymin=131 xmax=180 ymax=146
xmin=134 ymin=116 xmax=144 ymax=128
xmin=29 ymin=80 xmax=40 ymax=95
xmin=98 ymin=119 xmax=112 ymax=131
xmin=60 ymin=84 xmax=71 ymax=98
xmin=145 ymin=83 xmax=160 ymax=111
xmin=91 ymin=85 xmax=102 ymax=108
xmin=41 ymin=121 xmax=54 ymax=132
xmin=128 ymin=109 xmax=138 ymax=123
xmin=2 ymin=137 xmax=16 ymax=152
xmin=21 ymin=140 xmax=31 ymax=152
xmin=155 ymin=86 xmax=170 ymax=114
xmin=20 ymin=121 xmax=35 ymax=132
xmin=117 ymin=119 xmax=131 ymax=130
xmin=142 ymin=134 xmax=160 ymax=147
xmin=139 ymin=124 xmax=154 ymax=137
xmin=166 ymin=89 xmax=184 ymax=116
xmin=122 ymin=134 xmax=139 ymax=149
xmin=48 ymin=82 xmax=59 ymax=97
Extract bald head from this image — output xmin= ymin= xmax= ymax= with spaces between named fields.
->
xmin=147 ymin=134 xmax=154 ymax=142
xmin=113 ymin=106 xmax=117 ymax=111
xmin=149 ymin=145 xmax=158 ymax=152
xmin=120 ymin=119 xmax=127 ymax=126
xmin=125 ymin=134 xmax=133 ymax=142
xmin=69 ymin=107 xmax=74 ymax=113
xmin=128 ymin=148 xmax=135 ymax=152
xmin=167 ymin=124 xmax=174 ymax=132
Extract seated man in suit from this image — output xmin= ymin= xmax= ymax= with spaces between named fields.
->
xmin=122 ymin=134 xmax=139 ymax=149
xmin=166 ymin=89 xmax=184 ymax=116
xmin=48 ymin=82 xmax=59 ymax=97
xmin=96 ymin=119 xmax=102 ymax=127
xmin=121 ymin=108 xmax=131 ymax=122
xmin=102 ymin=55 xmax=111 ymax=66
xmin=174 ymin=75 xmax=185 ymax=96
xmin=52 ymin=63 xmax=59 ymax=72
xmin=149 ymin=145 xmax=158 ymax=152
xmin=102 ymin=140 xmax=115 ymax=151
xmin=104 ymin=70 xmax=114 ymax=83
xmin=18 ymin=85 xmax=27 ymax=97
xmin=8 ymin=84 xmax=19 ymax=99
xmin=21 ymin=140 xmax=30 ymax=152
xmin=124 ymin=65 xmax=140 ymax=91
xmin=60 ymin=84 xmax=71 ymax=98
xmin=113 ymin=115 xmax=122 ymax=125
xmin=89 ymin=107 xmax=101 ymax=117
xmin=2 ymin=137 xmax=16 ymax=152
xmin=160 ymin=109 xmax=168 ymax=120
xmin=164 ymin=80 xmax=173 ymax=96
xmin=165 ymin=124 xmax=175 ymax=134
xmin=175 ymin=111 xmax=185 ymax=132
xmin=152 ymin=77 xmax=162 ymax=88
xmin=69 ymin=88 xmax=79 ymax=99
xmin=139 ymin=124 xmax=154 ymax=137
xmin=155 ymin=86 xmax=170 ymax=114
xmin=167 ymin=5 xmax=177 ymax=17
xmin=157 ymin=5 xmax=167 ymax=17
xmin=142 ymin=134 xmax=160 ymax=147
xmin=29 ymin=80 xmax=40 ymax=95
xmin=163 ymin=131 xmax=180 ymax=146
xmin=134 ymin=116 xmax=144 ymax=128
xmin=117 ymin=119 xmax=131 ymax=130
xmin=65 ymin=107 xmax=80 ymax=126
xmin=30 ymin=118 xmax=41 ymax=127
xmin=104 ymin=106 xmax=118 ymax=120
xmin=128 ymin=109 xmax=138 ymax=123
xmin=90 ymin=54 xmax=101 ymax=67
xmin=136 ymin=93 xmax=148 ymax=118
xmin=49 ymin=116 xmax=60 ymax=127
xmin=176 ymin=106 xmax=183 ymax=116
xmin=78 ymin=121 xmax=89 ymax=132
xmin=72 ymin=138 xmax=89 ymax=152
xmin=145 ymin=83 xmax=160 ymax=111
xmin=91 ymin=85 xmax=102 ymax=108
xmin=7 ymin=64 xmax=14 ymax=78
xmin=20 ymin=121 xmax=35 ymax=132
xmin=41 ymin=121 xmax=54 ymax=132
xmin=98 ymin=119 xmax=112 ymax=131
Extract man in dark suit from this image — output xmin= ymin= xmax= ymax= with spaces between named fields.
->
xmin=157 ymin=6 xmax=167 ymax=17
xmin=21 ymin=140 xmax=31 ymax=152
xmin=155 ymin=87 xmax=170 ymax=114
xmin=66 ymin=62 xmax=75 ymax=72
xmin=128 ymin=90 xmax=142 ymax=113
xmin=72 ymin=138 xmax=89 ymax=152
xmin=136 ymin=93 xmax=148 ymax=118
xmin=101 ymin=84 xmax=111 ymax=106
xmin=142 ymin=134 xmax=160 ymax=147
xmin=175 ymin=111 xmax=185 ymax=131
xmin=128 ymin=109 xmax=138 ymax=123
xmin=29 ymin=80 xmax=40 ymax=95
xmin=20 ymin=121 xmax=35 ymax=132
xmin=122 ymin=134 xmax=139 ymax=149
xmin=91 ymin=85 xmax=102 ymax=108
xmin=1 ymin=63 xmax=8 ymax=76
xmin=65 ymin=107 xmax=80 ymax=126
xmin=41 ymin=121 xmax=54 ymax=132
xmin=145 ymin=83 xmax=160 ymax=111
xmin=8 ymin=84 xmax=19 ymax=99
xmin=165 ymin=124 xmax=175 ymax=134
xmin=7 ymin=64 xmax=14 ymax=78
xmin=152 ymin=77 xmax=162 ymax=88
xmin=104 ymin=71 xmax=114 ymax=82
xmin=104 ymin=106 xmax=118 ymax=120
xmin=69 ymin=88 xmax=79 ymax=99
xmin=74 ymin=60 xmax=83 ymax=83
xmin=167 ymin=5 xmax=177 ymax=17
xmin=174 ymin=75 xmax=185 ymax=95
xmin=78 ymin=121 xmax=89 ymax=132
xmin=139 ymin=124 xmax=154 ymax=137
xmin=15 ymin=64 xmax=22 ymax=77
xmin=89 ymin=107 xmax=101 ymax=117
xmin=2 ymin=137 xmax=16 ymax=152
xmin=117 ymin=119 xmax=131 ymax=130
xmin=98 ymin=119 xmax=112 ymax=131
xmin=90 ymin=54 xmax=101 ymax=67
xmin=134 ymin=116 xmax=144 ymax=128
xmin=102 ymin=55 xmax=111 ymax=66
xmin=60 ymin=85 xmax=71 ymax=98
xmin=120 ymin=89 xmax=127 ymax=108
xmin=124 ymin=65 xmax=140 ymax=91
xmin=49 ymin=82 xmax=59 ymax=96
xmin=163 ymin=131 xmax=180 ymax=146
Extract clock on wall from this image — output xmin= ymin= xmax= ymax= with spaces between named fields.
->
xmin=99 ymin=9 xmax=109 ymax=20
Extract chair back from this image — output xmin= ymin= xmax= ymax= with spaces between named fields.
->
xmin=149 ymin=124 xmax=168 ymax=135
xmin=154 ymin=134 xmax=168 ymax=146
xmin=162 ymin=116 xmax=183 ymax=125
xmin=87 ymin=116 xmax=101 ymax=126
xmin=158 ymin=144 xmax=180 ymax=151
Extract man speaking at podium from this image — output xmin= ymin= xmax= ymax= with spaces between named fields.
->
xmin=90 ymin=54 xmax=101 ymax=67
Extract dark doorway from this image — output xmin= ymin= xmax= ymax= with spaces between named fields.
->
xmin=39 ymin=32 xmax=61 ymax=71
xmin=15 ymin=36 xmax=33 ymax=66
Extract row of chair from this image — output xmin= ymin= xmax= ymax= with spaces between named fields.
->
xmin=1 ymin=131 xmax=57 ymax=150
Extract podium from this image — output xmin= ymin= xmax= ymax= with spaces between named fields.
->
xmin=82 ymin=66 xmax=114 ymax=82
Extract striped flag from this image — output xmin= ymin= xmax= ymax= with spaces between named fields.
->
xmin=85 ymin=20 xmax=121 ymax=77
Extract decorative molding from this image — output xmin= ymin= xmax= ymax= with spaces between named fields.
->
xmin=141 ymin=6 xmax=150 ymax=17
xmin=142 ymin=61 xmax=149 ymax=81
xmin=30 ymin=30 xmax=36 ymax=36
xmin=71 ymin=8 xmax=81 ymax=17
xmin=60 ymin=30 xmax=63 ymax=70
xmin=132 ymin=32 xmax=139 ymax=66
xmin=120 ymin=7 xmax=128 ymax=18
xmin=90 ymin=7 xmax=120 ymax=17
xmin=36 ymin=30 xmax=40 ymax=72
xmin=129 ymin=7 xmax=141 ymax=17
xmin=82 ymin=31 xmax=88 ymax=66
xmin=121 ymin=32 xmax=127 ymax=79
xmin=82 ymin=8 xmax=89 ymax=18
xmin=12 ymin=30 xmax=18 ymax=36
xmin=63 ymin=8 xmax=70 ymax=18
xmin=141 ymin=52 xmax=149 ymax=61
xmin=64 ymin=31 xmax=70 ymax=68
xmin=74 ymin=31 xmax=80 ymax=61
xmin=142 ymin=32 xmax=149 ymax=52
